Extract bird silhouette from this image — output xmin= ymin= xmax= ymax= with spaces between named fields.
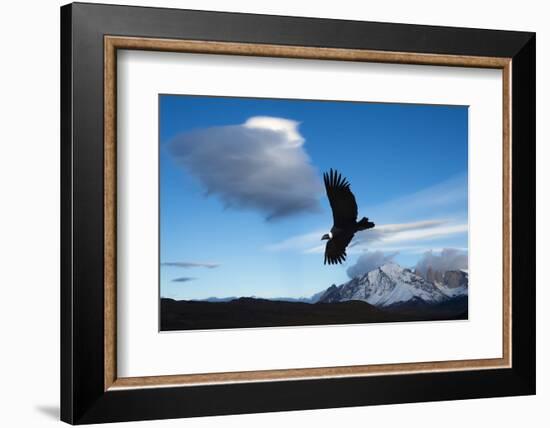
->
xmin=322 ymin=169 xmax=375 ymax=265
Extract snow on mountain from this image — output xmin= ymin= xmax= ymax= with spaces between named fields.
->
xmin=432 ymin=270 xmax=468 ymax=298
xmin=318 ymin=262 xmax=460 ymax=307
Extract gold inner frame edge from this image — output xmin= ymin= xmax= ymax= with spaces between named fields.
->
xmin=104 ymin=36 xmax=512 ymax=391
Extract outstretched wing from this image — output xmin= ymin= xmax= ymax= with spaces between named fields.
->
xmin=323 ymin=169 xmax=358 ymax=228
xmin=324 ymin=232 xmax=354 ymax=265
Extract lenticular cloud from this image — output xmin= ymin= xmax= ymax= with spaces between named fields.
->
xmin=169 ymin=116 xmax=323 ymax=220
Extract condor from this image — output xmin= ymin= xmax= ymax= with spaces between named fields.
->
xmin=322 ymin=169 xmax=375 ymax=265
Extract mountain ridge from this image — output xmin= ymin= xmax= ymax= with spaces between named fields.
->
xmin=317 ymin=262 xmax=467 ymax=308
xmin=179 ymin=262 xmax=468 ymax=308
xmin=161 ymin=262 xmax=468 ymax=331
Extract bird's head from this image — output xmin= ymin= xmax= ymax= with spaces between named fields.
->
xmin=321 ymin=232 xmax=333 ymax=241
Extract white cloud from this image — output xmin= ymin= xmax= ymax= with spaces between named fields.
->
xmin=414 ymin=248 xmax=468 ymax=276
xmin=346 ymin=250 xmax=398 ymax=278
xmin=169 ymin=116 xmax=323 ymax=220
xmin=244 ymin=116 xmax=303 ymax=147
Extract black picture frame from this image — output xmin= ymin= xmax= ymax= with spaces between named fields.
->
xmin=61 ymin=2 xmax=535 ymax=424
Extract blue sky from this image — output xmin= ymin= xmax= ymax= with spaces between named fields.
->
xmin=159 ymin=95 xmax=468 ymax=300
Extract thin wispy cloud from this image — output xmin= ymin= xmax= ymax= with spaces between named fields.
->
xmin=350 ymin=219 xmax=447 ymax=246
xmin=168 ymin=116 xmax=323 ymax=220
xmin=302 ymin=220 xmax=468 ymax=254
xmin=171 ymin=277 xmax=196 ymax=283
xmin=269 ymin=218 xmax=467 ymax=255
xmin=351 ymin=220 xmax=468 ymax=248
xmin=266 ymin=173 xmax=467 ymax=256
xmin=390 ymin=246 xmax=467 ymax=255
xmin=362 ymin=172 xmax=467 ymax=223
xmin=265 ymin=231 xmax=324 ymax=252
xmin=162 ymin=262 xmax=220 ymax=269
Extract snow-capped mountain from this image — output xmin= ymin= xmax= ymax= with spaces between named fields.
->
xmin=191 ymin=263 xmax=468 ymax=308
xmin=318 ymin=262 xmax=467 ymax=307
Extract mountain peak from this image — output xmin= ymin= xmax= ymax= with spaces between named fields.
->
xmin=378 ymin=262 xmax=405 ymax=275
xmin=318 ymin=262 xmax=452 ymax=307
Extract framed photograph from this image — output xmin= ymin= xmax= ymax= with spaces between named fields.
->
xmin=61 ymin=2 xmax=535 ymax=424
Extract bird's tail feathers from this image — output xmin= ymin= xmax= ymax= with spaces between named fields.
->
xmin=356 ymin=217 xmax=375 ymax=231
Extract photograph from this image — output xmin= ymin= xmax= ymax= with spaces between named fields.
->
xmin=159 ymin=95 xmax=469 ymax=331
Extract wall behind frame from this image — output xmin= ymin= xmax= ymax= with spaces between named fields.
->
xmin=0 ymin=0 xmax=545 ymax=427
